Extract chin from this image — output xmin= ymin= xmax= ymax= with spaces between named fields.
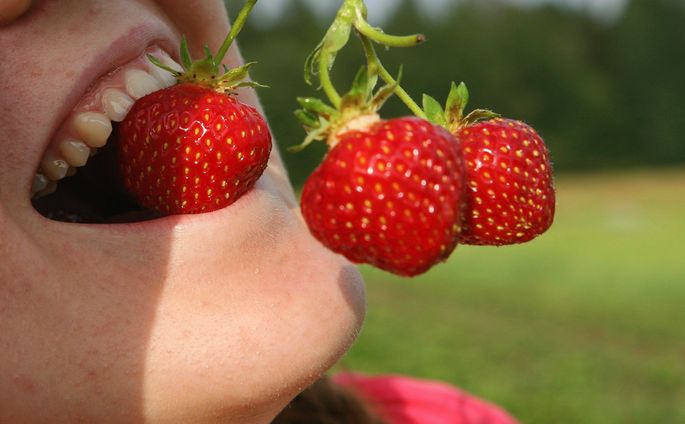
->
xmin=141 ymin=222 xmax=367 ymax=422
xmin=135 ymin=185 xmax=367 ymax=421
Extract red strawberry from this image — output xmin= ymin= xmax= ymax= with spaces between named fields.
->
xmin=117 ymin=1 xmax=270 ymax=215
xmin=300 ymin=117 xmax=465 ymax=276
xmin=119 ymin=83 xmax=271 ymax=214
xmin=456 ymin=118 xmax=554 ymax=245
xmin=424 ymin=82 xmax=555 ymax=245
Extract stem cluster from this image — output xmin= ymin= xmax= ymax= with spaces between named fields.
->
xmin=306 ymin=0 xmax=427 ymax=119
xmin=148 ymin=0 xmax=261 ymax=92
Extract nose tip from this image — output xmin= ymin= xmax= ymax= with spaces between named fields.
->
xmin=0 ymin=0 xmax=32 ymax=26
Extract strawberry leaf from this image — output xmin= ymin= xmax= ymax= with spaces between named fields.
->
xmin=349 ymin=67 xmax=370 ymax=99
xmin=371 ymin=66 xmax=401 ymax=111
xmin=423 ymin=94 xmax=447 ymax=127
xmin=446 ymin=82 xmax=469 ymax=124
xmin=232 ymin=81 xmax=269 ymax=89
xmin=289 ymin=117 xmax=331 ymax=152
xmin=201 ymin=44 xmax=219 ymax=74
xmin=462 ymin=109 xmax=501 ymax=127
xmin=367 ymin=69 xmax=379 ymax=96
xmin=340 ymin=68 xmax=371 ymax=112
xmin=180 ymin=36 xmax=192 ymax=70
xmin=295 ymin=109 xmax=321 ymax=129
xmin=203 ymin=44 xmax=213 ymax=60
xmin=215 ymin=62 xmax=256 ymax=86
xmin=297 ymin=97 xmax=338 ymax=118
xmin=147 ymin=55 xmax=182 ymax=77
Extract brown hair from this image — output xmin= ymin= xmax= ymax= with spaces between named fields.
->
xmin=273 ymin=376 xmax=385 ymax=424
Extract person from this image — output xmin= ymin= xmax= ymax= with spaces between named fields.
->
xmin=1 ymin=1 xmax=519 ymax=422
xmin=0 ymin=1 xmax=366 ymax=422
xmin=274 ymin=374 xmax=519 ymax=424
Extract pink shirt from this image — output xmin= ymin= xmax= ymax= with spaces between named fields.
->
xmin=333 ymin=373 xmax=518 ymax=424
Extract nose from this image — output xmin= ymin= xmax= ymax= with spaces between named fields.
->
xmin=0 ymin=0 xmax=32 ymax=26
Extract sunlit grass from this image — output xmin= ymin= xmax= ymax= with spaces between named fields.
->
xmin=340 ymin=168 xmax=685 ymax=424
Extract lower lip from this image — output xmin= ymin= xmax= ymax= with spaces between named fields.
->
xmin=56 ymin=182 xmax=263 ymax=238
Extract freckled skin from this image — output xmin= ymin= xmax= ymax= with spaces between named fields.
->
xmin=457 ymin=118 xmax=555 ymax=245
xmin=119 ymin=83 xmax=272 ymax=214
xmin=302 ymin=117 xmax=465 ymax=277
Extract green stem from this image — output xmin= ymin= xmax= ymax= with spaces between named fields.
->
xmin=319 ymin=52 xmax=342 ymax=108
xmin=355 ymin=18 xmax=425 ymax=48
xmin=215 ymin=0 xmax=258 ymax=65
xmin=360 ymin=35 xmax=427 ymax=120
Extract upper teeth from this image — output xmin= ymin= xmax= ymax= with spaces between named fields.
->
xmin=149 ymin=58 xmax=181 ymax=87
xmin=73 ymin=112 xmax=112 ymax=148
xmin=33 ymin=48 xmax=181 ymax=198
xmin=40 ymin=151 xmax=69 ymax=181
xmin=101 ymin=89 xmax=134 ymax=122
xmin=126 ymin=69 xmax=164 ymax=99
xmin=59 ymin=139 xmax=90 ymax=167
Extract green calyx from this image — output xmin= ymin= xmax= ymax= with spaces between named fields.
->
xmin=290 ymin=67 xmax=399 ymax=152
xmin=147 ymin=0 xmax=264 ymax=93
xmin=423 ymin=82 xmax=499 ymax=133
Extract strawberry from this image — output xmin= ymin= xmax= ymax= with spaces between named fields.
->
xmin=457 ymin=118 xmax=554 ymax=245
xmin=294 ymin=69 xmax=465 ymax=276
xmin=118 ymin=0 xmax=271 ymax=215
xmin=301 ymin=117 xmax=464 ymax=276
xmin=293 ymin=5 xmax=467 ymax=276
xmin=119 ymin=83 xmax=271 ymax=214
xmin=424 ymin=82 xmax=555 ymax=245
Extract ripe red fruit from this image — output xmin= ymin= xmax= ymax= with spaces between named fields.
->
xmin=116 ymin=1 xmax=270 ymax=215
xmin=118 ymin=83 xmax=271 ymax=214
xmin=456 ymin=118 xmax=555 ymax=245
xmin=301 ymin=117 xmax=465 ymax=277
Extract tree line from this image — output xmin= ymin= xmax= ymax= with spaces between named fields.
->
xmin=228 ymin=0 xmax=685 ymax=186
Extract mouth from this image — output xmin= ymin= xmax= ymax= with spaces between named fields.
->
xmin=32 ymin=46 xmax=183 ymax=224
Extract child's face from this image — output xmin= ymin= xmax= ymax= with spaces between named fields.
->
xmin=0 ymin=1 xmax=366 ymax=422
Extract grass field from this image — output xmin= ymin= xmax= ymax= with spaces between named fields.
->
xmin=338 ymin=168 xmax=685 ymax=424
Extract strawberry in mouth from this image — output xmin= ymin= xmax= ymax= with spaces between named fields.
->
xmin=31 ymin=47 xmax=183 ymax=224
xmin=32 ymin=1 xmax=270 ymax=224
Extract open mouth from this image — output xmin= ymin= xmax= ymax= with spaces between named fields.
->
xmin=31 ymin=125 xmax=164 ymax=224
xmin=32 ymin=46 xmax=182 ymax=224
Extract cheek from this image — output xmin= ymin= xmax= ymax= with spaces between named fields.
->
xmin=0 ymin=59 xmax=55 ymax=188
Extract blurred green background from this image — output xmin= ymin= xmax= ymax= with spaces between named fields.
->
xmin=227 ymin=0 xmax=685 ymax=422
